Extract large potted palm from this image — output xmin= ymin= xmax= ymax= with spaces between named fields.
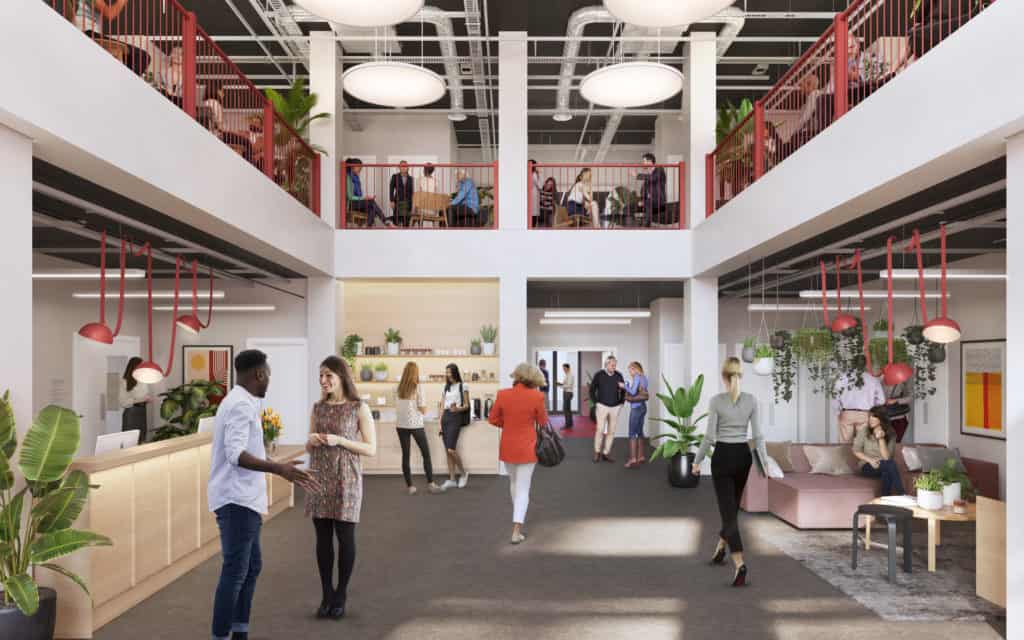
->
xmin=0 ymin=391 xmax=112 ymax=640
xmin=650 ymin=374 xmax=707 ymax=488
xmin=265 ymin=79 xmax=329 ymax=204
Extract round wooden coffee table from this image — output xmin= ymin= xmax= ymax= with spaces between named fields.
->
xmin=863 ymin=497 xmax=976 ymax=572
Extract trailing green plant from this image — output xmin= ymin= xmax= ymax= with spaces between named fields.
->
xmin=650 ymin=374 xmax=708 ymax=462
xmin=480 ymin=325 xmax=498 ymax=343
xmin=755 ymin=344 xmax=773 ymax=359
xmin=831 ymin=320 xmax=867 ymax=398
xmin=340 ymin=333 xmax=363 ymax=367
xmin=914 ymin=470 xmax=943 ymax=492
xmin=937 ymin=458 xmax=974 ymax=499
xmin=384 ymin=328 xmax=402 ymax=344
xmin=904 ymin=327 xmax=938 ymax=400
xmin=0 ymin=391 xmax=113 ymax=616
xmin=791 ymin=327 xmax=833 ymax=363
xmin=872 ymin=318 xmax=888 ymax=332
xmin=772 ymin=332 xmax=796 ymax=403
xmin=868 ymin=337 xmax=909 ymax=373
xmin=151 ymin=380 xmax=224 ymax=442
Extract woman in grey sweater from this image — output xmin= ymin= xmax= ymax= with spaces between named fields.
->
xmin=692 ymin=357 xmax=768 ymax=587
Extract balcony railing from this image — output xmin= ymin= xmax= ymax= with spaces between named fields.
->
xmin=529 ymin=162 xmax=686 ymax=230
xmin=339 ymin=162 xmax=498 ymax=230
xmin=46 ymin=0 xmax=320 ymax=216
xmin=707 ymin=0 xmax=996 ymax=215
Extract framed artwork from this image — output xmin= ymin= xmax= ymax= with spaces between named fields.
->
xmin=183 ymin=345 xmax=233 ymax=391
xmin=960 ymin=339 xmax=1006 ymax=440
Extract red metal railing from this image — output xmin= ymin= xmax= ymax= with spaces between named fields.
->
xmin=338 ymin=162 xmax=498 ymax=229
xmin=707 ymin=0 xmax=995 ymax=214
xmin=528 ymin=162 xmax=685 ymax=230
xmin=46 ymin=0 xmax=320 ymax=217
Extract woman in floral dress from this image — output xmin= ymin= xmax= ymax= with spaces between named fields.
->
xmin=305 ymin=356 xmax=377 ymax=620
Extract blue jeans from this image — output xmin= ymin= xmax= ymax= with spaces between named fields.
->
xmin=861 ymin=459 xmax=905 ymax=496
xmin=212 ymin=504 xmax=263 ymax=640
xmin=628 ymin=404 xmax=647 ymax=439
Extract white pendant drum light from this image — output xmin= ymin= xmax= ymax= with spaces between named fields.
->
xmin=342 ymin=61 xmax=446 ymax=108
xmin=579 ymin=62 xmax=683 ymax=109
xmin=603 ymin=0 xmax=735 ymax=27
xmin=293 ymin=0 xmax=423 ymax=27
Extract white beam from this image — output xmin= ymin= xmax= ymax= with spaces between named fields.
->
xmin=309 ymin=31 xmax=343 ymax=227
xmin=685 ymin=31 xmax=717 ymax=227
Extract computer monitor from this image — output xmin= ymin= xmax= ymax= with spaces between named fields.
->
xmin=95 ymin=430 xmax=140 ymax=456
xmin=197 ymin=417 xmax=216 ymax=434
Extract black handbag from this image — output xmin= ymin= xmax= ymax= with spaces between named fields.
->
xmin=535 ymin=423 xmax=566 ymax=467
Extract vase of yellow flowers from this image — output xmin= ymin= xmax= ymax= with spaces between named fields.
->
xmin=261 ymin=408 xmax=282 ymax=452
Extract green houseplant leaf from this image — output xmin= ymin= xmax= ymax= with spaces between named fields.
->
xmin=31 ymin=470 xmax=90 ymax=533
xmin=0 ymin=390 xmax=15 ymax=459
xmin=40 ymin=563 xmax=92 ymax=599
xmin=3 ymin=573 xmax=39 ymax=616
xmin=0 ymin=453 xmax=13 ymax=492
xmin=30 ymin=529 xmax=112 ymax=564
xmin=18 ymin=405 xmax=80 ymax=484
xmin=0 ymin=488 xmax=25 ymax=542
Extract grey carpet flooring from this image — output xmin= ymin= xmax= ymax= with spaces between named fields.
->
xmin=94 ymin=438 xmax=1003 ymax=640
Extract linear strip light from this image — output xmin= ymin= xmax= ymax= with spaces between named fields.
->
xmin=35 ymin=269 xmax=146 ymax=279
xmin=74 ymin=291 xmax=225 ymax=299
xmin=154 ymin=305 xmax=275 ymax=312
xmin=798 ymin=290 xmax=944 ymax=299
xmin=539 ymin=318 xmax=631 ymax=325
xmin=879 ymin=269 xmax=1005 ymax=280
xmin=747 ymin=304 xmax=873 ymax=312
xmin=544 ymin=310 xmax=651 ymax=319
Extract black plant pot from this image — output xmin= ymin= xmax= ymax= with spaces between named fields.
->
xmin=668 ymin=452 xmax=700 ymax=488
xmin=905 ymin=325 xmax=925 ymax=346
xmin=771 ymin=331 xmax=789 ymax=350
xmin=928 ymin=343 xmax=946 ymax=363
xmin=0 ymin=588 xmax=57 ymax=640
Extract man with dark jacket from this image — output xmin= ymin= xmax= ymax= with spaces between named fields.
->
xmin=637 ymin=153 xmax=666 ymax=227
xmin=389 ymin=161 xmax=415 ymax=227
xmin=590 ymin=356 xmax=625 ymax=463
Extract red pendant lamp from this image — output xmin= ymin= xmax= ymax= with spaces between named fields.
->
xmin=132 ymin=247 xmax=184 ymax=384
xmin=882 ymin=236 xmax=913 ymax=385
xmin=922 ymin=223 xmax=962 ymax=344
xmin=77 ymin=231 xmax=115 ymax=344
xmin=176 ymin=260 xmax=215 ymax=335
xmin=830 ymin=255 xmax=858 ymax=334
xmin=847 ymin=249 xmax=881 ymax=375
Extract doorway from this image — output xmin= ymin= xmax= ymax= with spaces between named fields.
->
xmin=533 ymin=346 xmax=616 ymax=419
xmin=246 ymin=337 xmax=309 ymax=445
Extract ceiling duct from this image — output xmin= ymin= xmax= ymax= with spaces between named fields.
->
xmin=463 ymin=0 xmax=493 ymax=160
xmin=417 ymin=6 xmax=467 ymax=120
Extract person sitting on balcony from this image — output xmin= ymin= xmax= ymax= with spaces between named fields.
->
xmin=449 ymin=170 xmax=480 ymax=228
xmin=637 ymin=153 xmax=666 ymax=227
xmin=202 ymin=85 xmax=253 ymax=163
xmin=346 ymin=159 xmax=392 ymax=228
xmin=538 ymin=177 xmax=557 ymax=228
xmin=68 ymin=0 xmax=151 ymax=76
xmin=530 ymin=160 xmax=541 ymax=226
xmin=417 ymin=164 xmax=441 ymax=227
xmin=565 ymin=168 xmax=598 ymax=228
xmin=389 ymin=161 xmax=415 ymax=227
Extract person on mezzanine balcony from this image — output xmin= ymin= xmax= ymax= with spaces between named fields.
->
xmin=449 ymin=170 xmax=480 ymax=228
xmin=345 ymin=158 xmax=392 ymax=228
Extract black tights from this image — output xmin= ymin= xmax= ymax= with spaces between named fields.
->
xmin=397 ymin=428 xmax=434 ymax=486
xmin=710 ymin=442 xmax=752 ymax=553
xmin=313 ymin=518 xmax=356 ymax=607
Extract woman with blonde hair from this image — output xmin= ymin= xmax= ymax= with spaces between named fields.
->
xmin=622 ymin=361 xmax=649 ymax=468
xmin=395 ymin=362 xmax=443 ymax=495
xmin=691 ymin=357 xmax=767 ymax=587
xmin=488 ymin=363 xmax=550 ymax=544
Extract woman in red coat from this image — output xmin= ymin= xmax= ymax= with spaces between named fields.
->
xmin=488 ymin=363 xmax=549 ymax=544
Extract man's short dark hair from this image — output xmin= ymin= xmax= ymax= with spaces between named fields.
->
xmin=235 ymin=349 xmax=268 ymax=375
xmin=539 ymin=359 xmax=547 ymax=366
xmin=642 ymin=153 xmax=656 ymax=163
xmin=562 ymin=363 xmax=570 ymax=369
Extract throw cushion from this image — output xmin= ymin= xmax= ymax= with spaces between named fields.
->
xmin=765 ymin=441 xmax=795 ymax=472
xmin=764 ymin=455 xmax=785 ymax=479
xmin=803 ymin=445 xmax=854 ymax=476
xmin=902 ymin=447 xmax=923 ymax=471
xmin=916 ymin=446 xmax=966 ymax=473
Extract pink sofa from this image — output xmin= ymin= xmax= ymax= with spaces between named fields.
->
xmin=740 ymin=443 xmax=1000 ymax=529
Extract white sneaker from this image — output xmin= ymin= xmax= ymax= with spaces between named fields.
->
xmin=458 ymin=471 xmax=470 ymax=488
xmin=440 ymin=479 xmax=458 ymax=491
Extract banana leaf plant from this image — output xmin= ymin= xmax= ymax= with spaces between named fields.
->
xmin=265 ymin=78 xmax=329 ymax=203
xmin=0 ymin=391 xmax=112 ymax=616
xmin=649 ymin=374 xmax=709 ymax=462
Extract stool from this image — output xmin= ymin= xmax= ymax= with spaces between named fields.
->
xmin=852 ymin=504 xmax=913 ymax=582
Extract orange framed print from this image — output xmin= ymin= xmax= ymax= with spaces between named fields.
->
xmin=960 ymin=340 xmax=1006 ymax=440
xmin=183 ymin=345 xmax=233 ymax=391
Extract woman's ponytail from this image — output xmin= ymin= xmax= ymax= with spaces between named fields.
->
xmin=722 ymin=357 xmax=743 ymax=403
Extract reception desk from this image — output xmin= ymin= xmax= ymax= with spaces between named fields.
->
xmin=39 ymin=433 xmax=303 ymax=639
xmin=362 ymin=419 xmax=500 ymax=475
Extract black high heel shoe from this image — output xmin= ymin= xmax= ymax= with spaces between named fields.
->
xmin=329 ymin=604 xmax=346 ymax=619
xmin=731 ymin=564 xmax=748 ymax=587
xmin=316 ymin=603 xmax=331 ymax=618
xmin=710 ymin=546 xmax=727 ymax=566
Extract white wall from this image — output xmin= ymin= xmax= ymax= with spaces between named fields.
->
xmin=344 ymin=115 xmax=458 ymax=163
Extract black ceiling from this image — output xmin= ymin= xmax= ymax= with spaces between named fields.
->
xmin=528 ymin=280 xmax=685 ymax=308
xmin=172 ymin=1 xmax=848 ymax=148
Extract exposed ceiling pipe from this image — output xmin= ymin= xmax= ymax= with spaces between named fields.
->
xmin=418 ymin=6 xmax=467 ymax=120
xmin=463 ymin=0 xmax=492 ymax=160
xmin=553 ymin=6 xmax=617 ymax=122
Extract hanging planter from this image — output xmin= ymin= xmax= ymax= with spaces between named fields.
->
xmin=741 ymin=337 xmax=756 ymax=363
xmin=871 ymin=318 xmax=889 ymax=341
xmin=905 ymin=325 xmax=926 ymax=346
xmin=927 ymin=342 xmax=946 ymax=364
xmin=772 ymin=331 xmax=795 ymax=403
xmin=869 ymin=336 xmax=909 ymax=372
xmin=753 ymin=345 xmax=774 ymax=376
xmin=770 ymin=330 xmax=789 ymax=350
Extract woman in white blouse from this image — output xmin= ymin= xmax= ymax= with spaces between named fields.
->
xmin=417 ymin=164 xmax=440 ymax=227
xmin=118 ymin=357 xmax=151 ymax=442
xmin=395 ymin=363 xmax=443 ymax=495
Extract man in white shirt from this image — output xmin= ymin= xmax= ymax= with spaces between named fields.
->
xmin=832 ymin=371 xmax=886 ymax=443
xmin=556 ymin=364 xmax=575 ymax=429
xmin=208 ymin=350 xmax=317 ymax=640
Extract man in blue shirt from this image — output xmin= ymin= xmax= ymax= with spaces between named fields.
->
xmin=448 ymin=169 xmax=480 ymax=227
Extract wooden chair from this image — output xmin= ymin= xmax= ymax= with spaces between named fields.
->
xmin=552 ymin=205 xmax=587 ymax=228
xmin=410 ymin=192 xmax=450 ymax=228
xmin=94 ymin=37 xmax=129 ymax=64
xmin=345 ymin=202 xmax=368 ymax=228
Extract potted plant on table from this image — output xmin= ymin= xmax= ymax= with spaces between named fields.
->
xmin=374 ymin=362 xmax=389 ymax=382
xmin=359 ymin=364 xmax=374 ymax=382
xmin=384 ymin=328 xmax=402 ymax=356
xmin=151 ymin=380 xmax=225 ymax=442
xmin=915 ymin=470 xmax=945 ymax=510
xmin=753 ymin=344 xmax=774 ymax=376
xmin=937 ymin=458 xmax=973 ymax=506
xmin=480 ymin=325 xmax=498 ymax=356
xmin=340 ymin=334 xmax=363 ymax=367
xmin=650 ymin=374 xmax=707 ymax=488
xmin=0 ymin=391 xmax=112 ymax=640
xmin=470 ymin=339 xmax=483 ymax=356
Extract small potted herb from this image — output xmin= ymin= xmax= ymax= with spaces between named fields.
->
xmin=470 ymin=338 xmax=483 ymax=356
xmin=741 ymin=337 xmax=756 ymax=363
xmin=384 ymin=328 xmax=402 ymax=356
xmin=937 ymin=458 xmax=973 ymax=505
xmin=374 ymin=362 xmax=389 ymax=382
xmin=915 ymin=470 xmax=944 ymax=510
xmin=480 ymin=325 xmax=498 ymax=356
xmin=753 ymin=344 xmax=774 ymax=376
xmin=360 ymin=363 xmax=374 ymax=382
xmin=341 ymin=333 xmax=363 ymax=367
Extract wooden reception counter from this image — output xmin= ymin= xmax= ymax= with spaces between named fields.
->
xmin=39 ymin=433 xmax=303 ymax=639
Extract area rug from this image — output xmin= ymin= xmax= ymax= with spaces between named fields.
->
xmin=757 ymin=515 xmax=1005 ymax=623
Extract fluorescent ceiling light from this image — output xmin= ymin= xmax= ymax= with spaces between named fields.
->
xmin=747 ymin=304 xmax=873 ymax=312
xmin=798 ymin=290 xmax=944 ymax=299
xmin=293 ymin=0 xmax=423 ymax=27
xmin=73 ymin=291 xmax=225 ymax=299
xmin=154 ymin=304 xmax=275 ymax=312
xmin=544 ymin=310 xmax=651 ymax=319
xmin=580 ymin=62 xmax=683 ymax=109
xmin=539 ymin=318 xmax=632 ymax=325
xmin=343 ymin=62 xmax=446 ymax=108
xmin=35 ymin=269 xmax=146 ymax=280
xmin=603 ymin=0 xmax=735 ymax=27
xmin=880 ymin=269 xmax=1006 ymax=280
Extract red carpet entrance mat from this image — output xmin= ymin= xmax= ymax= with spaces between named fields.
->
xmin=547 ymin=414 xmax=596 ymax=438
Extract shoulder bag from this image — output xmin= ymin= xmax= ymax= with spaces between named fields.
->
xmin=457 ymin=382 xmax=471 ymax=426
xmin=535 ymin=423 xmax=566 ymax=467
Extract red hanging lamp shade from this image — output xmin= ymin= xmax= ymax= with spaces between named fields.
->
xmin=922 ymin=223 xmax=961 ymax=344
xmin=78 ymin=231 xmax=114 ymax=344
xmin=827 ymin=256 xmax=857 ymax=333
xmin=131 ymin=244 xmax=184 ymax=385
xmin=176 ymin=314 xmax=202 ymax=335
xmin=78 ymin=321 xmax=114 ymax=344
xmin=132 ymin=360 xmax=165 ymax=384
xmin=881 ymin=235 xmax=912 ymax=386
xmin=176 ymin=260 xmax=214 ymax=336
xmin=883 ymin=361 xmax=913 ymax=385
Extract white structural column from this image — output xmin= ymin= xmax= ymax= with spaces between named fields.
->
xmin=498 ymin=31 xmax=528 ymax=231
xmin=1007 ymin=131 xmax=1024 ymax=637
xmin=683 ymin=31 xmax=717 ymax=227
xmin=0 ymin=125 xmax=32 ymax=436
xmin=306 ymin=277 xmax=338 ymax=408
xmin=499 ymin=275 xmax=528 ymax=380
xmin=684 ymin=277 xmax=719 ymax=473
xmin=309 ymin=31 xmax=343 ymax=227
